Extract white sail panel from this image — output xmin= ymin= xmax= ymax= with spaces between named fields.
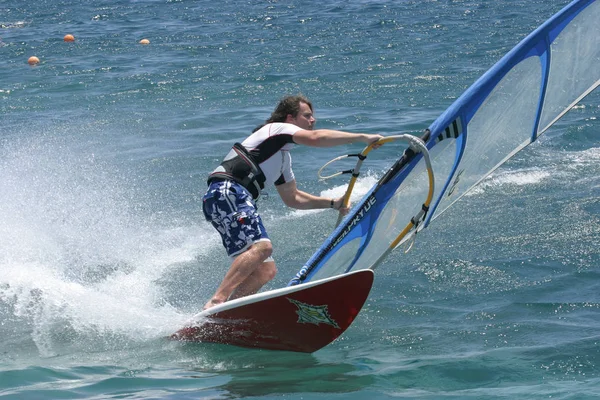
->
xmin=427 ymin=136 xmax=461 ymax=210
xmin=351 ymin=157 xmax=430 ymax=270
xmin=540 ymin=0 xmax=600 ymax=133
xmin=309 ymin=237 xmax=362 ymax=281
xmin=434 ymin=56 xmax=542 ymax=217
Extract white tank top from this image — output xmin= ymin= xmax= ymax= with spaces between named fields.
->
xmin=241 ymin=122 xmax=301 ymax=186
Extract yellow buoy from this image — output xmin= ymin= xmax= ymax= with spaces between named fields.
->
xmin=139 ymin=38 xmax=150 ymax=45
xmin=64 ymin=34 xmax=75 ymax=42
xmin=28 ymin=56 xmax=40 ymax=65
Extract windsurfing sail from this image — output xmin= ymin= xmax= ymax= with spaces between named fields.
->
xmin=289 ymin=0 xmax=599 ymax=286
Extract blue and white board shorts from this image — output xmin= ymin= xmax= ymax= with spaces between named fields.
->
xmin=202 ymin=180 xmax=272 ymax=258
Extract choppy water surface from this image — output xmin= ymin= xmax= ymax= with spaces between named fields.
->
xmin=1 ymin=1 xmax=599 ymax=398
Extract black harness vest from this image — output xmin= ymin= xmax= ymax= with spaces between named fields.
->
xmin=207 ymin=143 xmax=266 ymax=200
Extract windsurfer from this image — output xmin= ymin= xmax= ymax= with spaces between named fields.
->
xmin=202 ymin=95 xmax=383 ymax=310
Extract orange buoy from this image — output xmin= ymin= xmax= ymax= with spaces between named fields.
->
xmin=64 ymin=34 xmax=75 ymax=42
xmin=28 ymin=56 xmax=40 ymax=65
xmin=139 ymin=38 xmax=150 ymax=45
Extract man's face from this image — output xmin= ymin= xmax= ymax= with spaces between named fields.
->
xmin=287 ymin=102 xmax=316 ymax=130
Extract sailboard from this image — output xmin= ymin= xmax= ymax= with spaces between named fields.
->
xmin=171 ymin=269 xmax=374 ymax=353
xmin=173 ymin=0 xmax=598 ymax=352
xmin=288 ymin=0 xmax=599 ymax=287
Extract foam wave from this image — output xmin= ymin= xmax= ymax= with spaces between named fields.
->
xmin=466 ymin=145 xmax=599 ymax=196
xmin=565 ymin=146 xmax=600 ymax=164
xmin=286 ymin=173 xmax=380 ymax=218
xmin=0 ymin=135 xmax=215 ymax=356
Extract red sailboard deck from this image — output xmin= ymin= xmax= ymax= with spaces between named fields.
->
xmin=171 ymin=269 xmax=374 ymax=353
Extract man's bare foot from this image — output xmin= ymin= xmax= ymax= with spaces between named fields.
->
xmin=203 ymin=298 xmax=224 ymax=311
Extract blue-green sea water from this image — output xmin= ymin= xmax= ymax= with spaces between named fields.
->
xmin=1 ymin=1 xmax=599 ymax=398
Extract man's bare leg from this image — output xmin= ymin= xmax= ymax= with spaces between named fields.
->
xmin=229 ymin=260 xmax=277 ymax=300
xmin=203 ymin=241 xmax=274 ymax=310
